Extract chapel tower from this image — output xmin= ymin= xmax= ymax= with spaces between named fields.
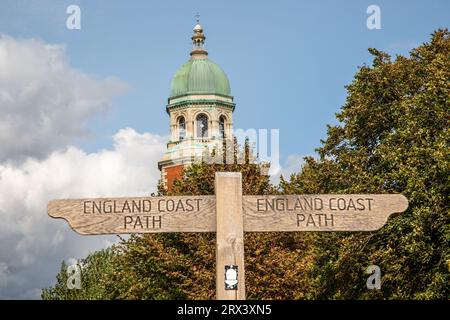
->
xmin=158 ymin=21 xmax=235 ymax=189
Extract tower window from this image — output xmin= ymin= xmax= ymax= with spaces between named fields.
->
xmin=178 ymin=116 xmax=186 ymax=140
xmin=196 ymin=113 xmax=209 ymax=138
xmin=219 ymin=116 xmax=226 ymax=139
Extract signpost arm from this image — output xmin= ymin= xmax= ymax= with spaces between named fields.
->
xmin=215 ymin=172 xmax=246 ymax=300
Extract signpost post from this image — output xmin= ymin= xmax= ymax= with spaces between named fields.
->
xmin=48 ymin=172 xmax=408 ymax=300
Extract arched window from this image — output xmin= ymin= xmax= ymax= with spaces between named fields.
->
xmin=178 ymin=116 xmax=186 ymax=140
xmin=219 ymin=116 xmax=226 ymax=139
xmin=196 ymin=113 xmax=209 ymax=138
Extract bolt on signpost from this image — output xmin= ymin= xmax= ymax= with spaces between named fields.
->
xmin=48 ymin=172 xmax=408 ymax=300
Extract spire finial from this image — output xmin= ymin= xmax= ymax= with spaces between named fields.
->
xmin=190 ymin=15 xmax=207 ymax=58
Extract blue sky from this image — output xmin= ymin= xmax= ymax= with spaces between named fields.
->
xmin=1 ymin=0 xmax=448 ymax=163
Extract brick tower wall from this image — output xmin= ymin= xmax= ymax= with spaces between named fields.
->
xmin=163 ymin=164 xmax=184 ymax=191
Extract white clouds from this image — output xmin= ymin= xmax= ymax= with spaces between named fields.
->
xmin=0 ymin=262 xmax=9 ymax=289
xmin=281 ymin=154 xmax=306 ymax=177
xmin=0 ymin=128 xmax=166 ymax=299
xmin=0 ymin=35 xmax=130 ymax=161
xmin=270 ymin=154 xmax=305 ymax=184
xmin=0 ymin=34 xmax=168 ymax=299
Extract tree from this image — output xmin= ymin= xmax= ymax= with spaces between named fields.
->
xmin=111 ymin=140 xmax=315 ymax=299
xmin=43 ymin=29 xmax=449 ymax=300
xmin=281 ymin=29 xmax=449 ymax=299
xmin=42 ymin=248 xmax=117 ymax=300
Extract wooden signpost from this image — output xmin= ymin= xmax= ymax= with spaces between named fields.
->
xmin=48 ymin=172 xmax=408 ymax=300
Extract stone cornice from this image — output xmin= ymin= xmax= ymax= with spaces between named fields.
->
xmin=166 ymin=99 xmax=235 ymax=114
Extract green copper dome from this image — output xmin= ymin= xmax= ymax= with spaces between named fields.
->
xmin=170 ymin=58 xmax=231 ymax=98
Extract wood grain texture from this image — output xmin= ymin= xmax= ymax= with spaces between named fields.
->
xmin=215 ymin=172 xmax=246 ymax=300
xmin=48 ymin=194 xmax=409 ymax=234
xmin=48 ymin=196 xmax=216 ymax=235
xmin=243 ymin=194 xmax=408 ymax=232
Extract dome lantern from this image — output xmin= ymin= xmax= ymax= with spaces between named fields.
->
xmin=191 ymin=16 xmax=207 ymax=57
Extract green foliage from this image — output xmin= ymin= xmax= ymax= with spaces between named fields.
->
xmin=43 ymin=30 xmax=449 ymax=300
xmin=42 ymin=248 xmax=117 ymax=300
xmin=109 ymin=141 xmax=315 ymax=299
xmin=281 ymin=29 xmax=450 ymax=299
